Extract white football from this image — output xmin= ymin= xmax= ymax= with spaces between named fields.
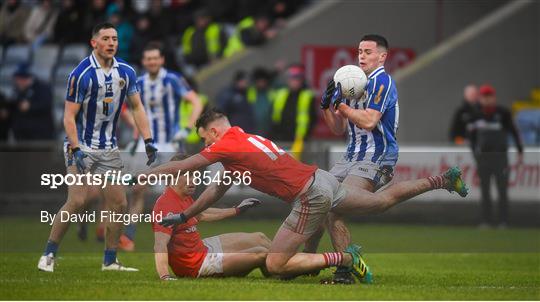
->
xmin=333 ymin=65 xmax=367 ymax=100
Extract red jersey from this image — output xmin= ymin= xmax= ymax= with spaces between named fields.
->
xmin=200 ymin=127 xmax=317 ymax=202
xmin=152 ymin=188 xmax=207 ymax=277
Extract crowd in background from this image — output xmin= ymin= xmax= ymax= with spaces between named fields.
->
xmin=0 ymin=0 xmax=312 ymax=145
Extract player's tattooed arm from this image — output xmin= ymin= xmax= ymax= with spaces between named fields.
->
xmin=154 ymin=232 xmax=172 ymax=279
xmin=64 ymin=101 xmax=82 ymax=148
xmin=127 ymin=93 xmax=153 ymax=141
xmin=337 ymin=106 xmax=382 ymax=131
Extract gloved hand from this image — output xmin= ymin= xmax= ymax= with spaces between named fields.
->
xmin=144 ymin=138 xmax=158 ymax=166
xmin=159 ymin=213 xmax=187 ymax=227
xmin=235 ymin=198 xmax=261 ymax=214
xmin=160 ymin=275 xmax=177 ymax=281
xmin=71 ymin=147 xmax=88 ymax=173
xmin=331 ymin=82 xmax=344 ymax=110
xmin=173 ymin=127 xmax=191 ymax=142
xmin=321 ymin=79 xmax=336 ymax=110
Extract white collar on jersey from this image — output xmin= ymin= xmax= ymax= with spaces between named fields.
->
xmin=144 ymin=67 xmax=167 ymax=82
xmin=89 ymin=51 xmax=119 ymax=69
xmin=368 ymin=66 xmax=385 ymax=79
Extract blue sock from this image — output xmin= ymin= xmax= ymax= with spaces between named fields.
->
xmin=103 ymin=249 xmax=117 ymax=266
xmin=124 ymin=223 xmax=136 ymax=241
xmin=44 ymin=240 xmax=58 ymax=256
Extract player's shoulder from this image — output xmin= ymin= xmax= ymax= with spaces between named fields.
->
xmin=70 ymin=56 xmax=93 ymax=78
xmin=115 ymin=57 xmax=137 ymax=75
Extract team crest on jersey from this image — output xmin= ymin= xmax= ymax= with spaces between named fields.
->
xmin=374 ymin=84 xmax=385 ymax=104
xmin=118 ymin=79 xmax=126 ymax=89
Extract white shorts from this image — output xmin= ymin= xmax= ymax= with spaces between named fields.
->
xmin=64 ymin=141 xmax=123 ymax=174
xmin=198 ymin=236 xmax=224 ymax=277
xmin=122 ymin=141 xmax=178 ymax=174
xmin=329 ymin=159 xmax=394 ymax=190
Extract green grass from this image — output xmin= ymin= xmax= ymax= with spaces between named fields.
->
xmin=1 ymin=218 xmax=539 ymax=300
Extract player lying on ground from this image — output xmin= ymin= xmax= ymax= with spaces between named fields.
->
xmin=142 ymin=109 xmax=469 ymax=282
xmin=153 ymin=153 xmax=270 ymax=279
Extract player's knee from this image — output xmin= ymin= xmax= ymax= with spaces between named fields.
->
xmin=265 ymin=256 xmax=287 ymax=276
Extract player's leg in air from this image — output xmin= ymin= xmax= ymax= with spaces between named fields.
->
xmin=265 ymin=167 xmax=468 ymax=281
xmin=332 ymin=167 xmax=468 ymax=216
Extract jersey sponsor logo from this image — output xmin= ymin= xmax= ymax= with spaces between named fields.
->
xmin=374 ymin=84 xmax=385 ymax=104
xmin=184 ymin=225 xmax=198 ymax=233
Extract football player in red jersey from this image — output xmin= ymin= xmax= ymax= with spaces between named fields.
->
xmin=143 ymin=109 xmax=468 ymax=282
xmin=153 ymin=153 xmax=270 ymax=280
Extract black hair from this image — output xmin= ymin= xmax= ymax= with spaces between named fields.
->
xmin=92 ymin=22 xmax=116 ymax=37
xmin=143 ymin=41 xmax=164 ymax=56
xmin=195 ymin=108 xmax=227 ymax=131
xmin=360 ymin=34 xmax=389 ymax=50
xmin=252 ymin=67 xmax=271 ymax=81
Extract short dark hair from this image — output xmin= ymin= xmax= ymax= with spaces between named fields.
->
xmin=92 ymin=22 xmax=116 ymax=37
xmin=360 ymin=34 xmax=389 ymax=50
xmin=143 ymin=41 xmax=164 ymax=56
xmin=195 ymin=108 xmax=227 ymax=131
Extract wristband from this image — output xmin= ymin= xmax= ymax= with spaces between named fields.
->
xmin=144 ymin=138 xmax=154 ymax=144
xmin=235 ymin=207 xmax=241 ymax=215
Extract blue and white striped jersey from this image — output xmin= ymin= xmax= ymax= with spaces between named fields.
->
xmin=137 ymin=68 xmax=191 ymax=144
xmin=344 ymin=66 xmax=399 ymax=166
xmin=65 ymin=52 xmax=138 ymax=149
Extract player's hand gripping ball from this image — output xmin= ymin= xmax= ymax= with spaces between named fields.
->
xmin=333 ymin=65 xmax=368 ymax=100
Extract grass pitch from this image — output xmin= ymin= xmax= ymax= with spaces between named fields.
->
xmin=1 ymin=217 xmax=539 ymax=300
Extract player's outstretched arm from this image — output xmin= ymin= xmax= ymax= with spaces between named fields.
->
xmin=142 ymin=154 xmax=211 ymax=179
xmin=184 ymin=182 xmax=232 ymax=219
xmin=337 ymin=105 xmax=381 ymax=131
xmin=154 ymin=232 xmax=175 ymax=280
xmin=197 ymin=198 xmax=261 ymax=222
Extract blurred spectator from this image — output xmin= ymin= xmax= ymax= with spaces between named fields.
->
xmin=0 ymin=91 xmax=10 ymax=141
xmin=0 ymin=0 xmax=31 ymax=46
xmin=265 ymin=0 xmax=303 ymax=26
xmin=148 ymin=0 xmax=174 ymax=40
xmin=180 ymin=77 xmax=209 ymax=154
xmin=469 ymin=84 xmax=523 ymax=228
xmin=182 ymin=8 xmax=228 ymax=68
xmin=53 ymin=0 xmax=84 ymax=45
xmin=82 ymin=0 xmax=107 ymax=39
xmin=248 ymin=67 xmax=274 ymax=136
xmin=270 ymin=64 xmax=315 ymax=140
xmin=107 ymin=11 xmax=134 ymax=62
xmin=216 ymin=70 xmax=255 ymax=133
xmin=512 ymin=88 xmax=540 ymax=145
xmin=224 ymin=15 xmax=276 ymax=57
xmin=449 ymin=84 xmax=479 ymax=145
xmin=130 ymin=15 xmax=153 ymax=65
xmin=23 ymin=0 xmax=59 ymax=46
xmin=270 ymin=64 xmax=316 ymax=158
xmin=10 ymin=64 xmax=55 ymax=141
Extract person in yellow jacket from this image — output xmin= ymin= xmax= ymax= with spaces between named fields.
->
xmin=179 ymin=78 xmax=209 ymax=153
xmin=270 ymin=64 xmax=316 ymax=160
xmin=182 ymin=9 xmax=228 ymax=68
xmin=248 ymin=67 xmax=275 ymax=137
xmin=224 ymin=15 xmax=277 ymax=57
